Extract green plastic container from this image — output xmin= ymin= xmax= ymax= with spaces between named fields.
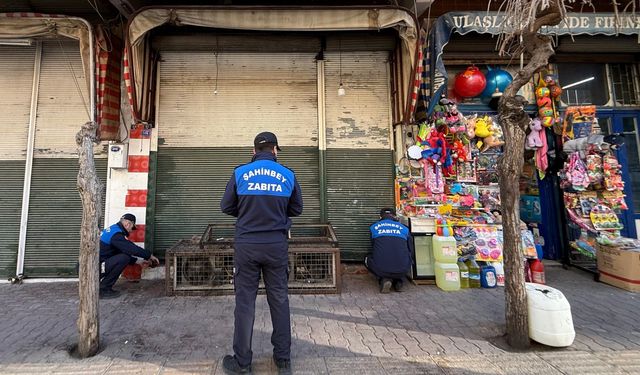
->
xmin=434 ymin=262 xmax=460 ymax=291
xmin=432 ymin=235 xmax=458 ymax=263
xmin=458 ymin=258 xmax=470 ymax=289
xmin=465 ymin=258 xmax=481 ymax=288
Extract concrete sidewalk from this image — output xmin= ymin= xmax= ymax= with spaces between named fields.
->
xmin=0 ymin=264 xmax=639 ymax=374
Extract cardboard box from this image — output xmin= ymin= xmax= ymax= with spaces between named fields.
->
xmin=597 ymin=244 xmax=640 ymax=292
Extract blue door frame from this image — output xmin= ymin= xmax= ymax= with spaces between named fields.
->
xmin=597 ymin=109 xmax=640 ymax=239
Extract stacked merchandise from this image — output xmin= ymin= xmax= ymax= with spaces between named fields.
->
xmin=558 ymin=105 xmax=629 ymax=273
xmin=396 ymin=96 xmax=506 ymax=290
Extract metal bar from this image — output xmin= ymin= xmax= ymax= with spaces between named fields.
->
xmin=16 ymin=42 xmax=42 ymax=277
xmin=317 ymin=59 xmax=328 ymax=223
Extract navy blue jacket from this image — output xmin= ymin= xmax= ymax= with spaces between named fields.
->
xmin=368 ymin=219 xmax=413 ymax=277
xmin=99 ymin=222 xmax=151 ymax=262
xmin=220 ymin=152 xmax=303 ymax=243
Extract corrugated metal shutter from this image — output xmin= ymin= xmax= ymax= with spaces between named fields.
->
xmin=157 ymin=51 xmax=318 ymax=147
xmin=22 ymin=41 xmax=107 ymax=277
xmin=0 ymin=45 xmax=35 ymax=277
xmin=324 ymin=51 xmax=394 ymax=261
xmin=154 ymin=50 xmax=319 ymax=256
xmin=22 ymin=159 xmax=108 ymax=276
xmin=0 ymin=162 xmax=25 ymax=277
xmin=153 ymin=147 xmax=319 ymax=256
xmin=34 ymin=41 xmax=100 ymax=157
xmin=0 ymin=45 xmax=35 ymax=160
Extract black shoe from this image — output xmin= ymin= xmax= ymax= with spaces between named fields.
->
xmin=99 ymin=288 xmax=121 ymax=299
xmin=223 ymin=355 xmax=251 ymax=374
xmin=393 ymin=279 xmax=404 ymax=292
xmin=273 ymin=355 xmax=291 ymax=374
xmin=379 ymin=278 xmax=392 ymax=294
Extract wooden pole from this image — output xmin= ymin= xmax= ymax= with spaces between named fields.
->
xmin=76 ymin=121 xmax=103 ymax=358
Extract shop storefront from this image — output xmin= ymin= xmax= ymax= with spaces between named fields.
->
xmin=0 ymin=15 xmax=108 ymax=278
xmin=104 ymin=7 xmax=419 ymax=262
xmin=397 ymin=11 xmax=640 ymax=288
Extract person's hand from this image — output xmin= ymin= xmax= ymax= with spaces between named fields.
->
xmin=149 ymin=255 xmax=160 ymax=268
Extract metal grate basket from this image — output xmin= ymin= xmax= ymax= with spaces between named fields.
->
xmin=166 ymin=224 xmax=341 ymax=296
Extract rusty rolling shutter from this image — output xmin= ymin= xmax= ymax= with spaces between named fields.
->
xmin=152 ymin=49 xmax=319 ymax=257
xmin=0 ymin=45 xmax=36 ymax=277
xmin=324 ymin=50 xmax=395 ymax=261
xmin=22 ymin=41 xmax=107 ymax=277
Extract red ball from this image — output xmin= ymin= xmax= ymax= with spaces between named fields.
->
xmin=454 ymin=66 xmax=487 ymax=98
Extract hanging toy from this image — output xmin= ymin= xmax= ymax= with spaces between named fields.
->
xmin=535 ymin=79 xmax=555 ymax=128
xmin=454 ymin=66 xmax=487 ymax=98
xmin=526 ymin=118 xmax=544 ymax=149
xmin=436 ymin=217 xmax=453 ymax=237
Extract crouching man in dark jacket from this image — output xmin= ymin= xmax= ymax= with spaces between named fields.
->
xmin=365 ymin=208 xmax=413 ymax=293
xmin=99 ymin=213 xmax=158 ymax=299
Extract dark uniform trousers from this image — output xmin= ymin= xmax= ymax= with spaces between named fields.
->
xmin=233 ymin=241 xmax=290 ymax=368
xmin=100 ymin=254 xmax=132 ymax=290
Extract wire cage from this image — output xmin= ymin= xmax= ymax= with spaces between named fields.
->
xmin=166 ymin=224 xmax=341 ymax=296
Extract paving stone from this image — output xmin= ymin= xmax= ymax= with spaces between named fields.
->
xmin=539 ymin=351 xmax=627 ymax=374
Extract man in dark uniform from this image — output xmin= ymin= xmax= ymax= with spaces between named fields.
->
xmin=99 ymin=213 xmax=158 ymax=299
xmin=220 ymin=131 xmax=303 ymax=374
xmin=365 ymin=208 xmax=413 ymax=293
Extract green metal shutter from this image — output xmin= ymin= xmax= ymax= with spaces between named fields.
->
xmin=22 ymin=41 xmax=107 ymax=277
xmin=0 ymin=45 xmax=36 ymax=277
xmin=153 ymin=147 xmax=320 ymax=257
xmin=0 ymin=163 xmax=25 ymax=277
xmin=23 ymin=159 xmax=108 ymax=276
xmin=152 ymin=50 xmax=320 ymax=257
xmin=325 ymin=149 xmax=394 ymax=261
xmin=323 ymin=49 xmax=394 ymax=261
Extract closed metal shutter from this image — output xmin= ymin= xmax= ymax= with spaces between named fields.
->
xmin=324 ymin=51 xmax=394 ymax=261
xmin=153 ymin=50 xmax=319 ymax=256
xmin=23 ymin=159 xmax=108 ymax=276
xmin=0 ymin=45 xmax=35 ymax=277
xmin=22 ymin=41 xmax=107 ymax=277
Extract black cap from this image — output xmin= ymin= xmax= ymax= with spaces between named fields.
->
xmin=380 ymin=207 xmax=397 ymax=217
xmin=121 ymin=213 xmax=137 ymax=230
xmin=254 ymin=131 xmax=281 ymax=151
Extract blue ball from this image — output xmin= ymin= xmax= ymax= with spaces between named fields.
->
xmin=481 ymin=68 xmax=513 ymax=98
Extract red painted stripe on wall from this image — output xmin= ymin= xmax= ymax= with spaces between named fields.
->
xmin=127 ymin=224 xmax=146 ymax=243
xmin=128 ymin=155 xmax=150 ymax=173
xmin=125 ymin=189 xmax=148 ymax=207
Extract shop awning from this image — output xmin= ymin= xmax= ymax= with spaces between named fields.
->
xmin=424 ymin=11 xmax=640 ymax=114
xmin=0 ymin=13 xmax=93 ymax=102
xmin=125 ymin=7 xmax=419 ymax=123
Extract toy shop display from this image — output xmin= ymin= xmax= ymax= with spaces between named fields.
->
xmin=558 ymin=106 xmax=630 ymax=273
xmin=397 ymin=95 xmax=519 ymax=290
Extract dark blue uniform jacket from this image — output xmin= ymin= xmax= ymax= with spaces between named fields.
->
xmin=220 ymin=152 xmax=303 ymax=243
xmin=368 ymin=219 xmax=414 ymax=277
xmin=99 ymin=222 xmax=151 ymax=263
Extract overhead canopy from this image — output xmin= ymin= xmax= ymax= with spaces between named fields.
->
xmin=0 ymin=13 xmax=93 ymax=101
xmin=125 ymin=7 xmax=419 ymax=122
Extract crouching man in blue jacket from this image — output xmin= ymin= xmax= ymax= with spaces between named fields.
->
xmin=365 ymin=208 xmax=413 ymax=293
xmin=98 ymin=213 xmax=158 ymax=299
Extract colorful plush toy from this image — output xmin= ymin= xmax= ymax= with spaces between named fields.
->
xmin=526 ymin=118 xmax=544 ymax=149
xmin=475 ymin=116 xmax=505 ymax=152
xmin=450 ymin=139 xmax=468 ymax=162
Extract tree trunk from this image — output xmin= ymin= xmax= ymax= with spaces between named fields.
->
xmin=76 ymin=121 xmax=103 ymax=358
xmin=497 ymin=22 xmax=560 ymax=348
